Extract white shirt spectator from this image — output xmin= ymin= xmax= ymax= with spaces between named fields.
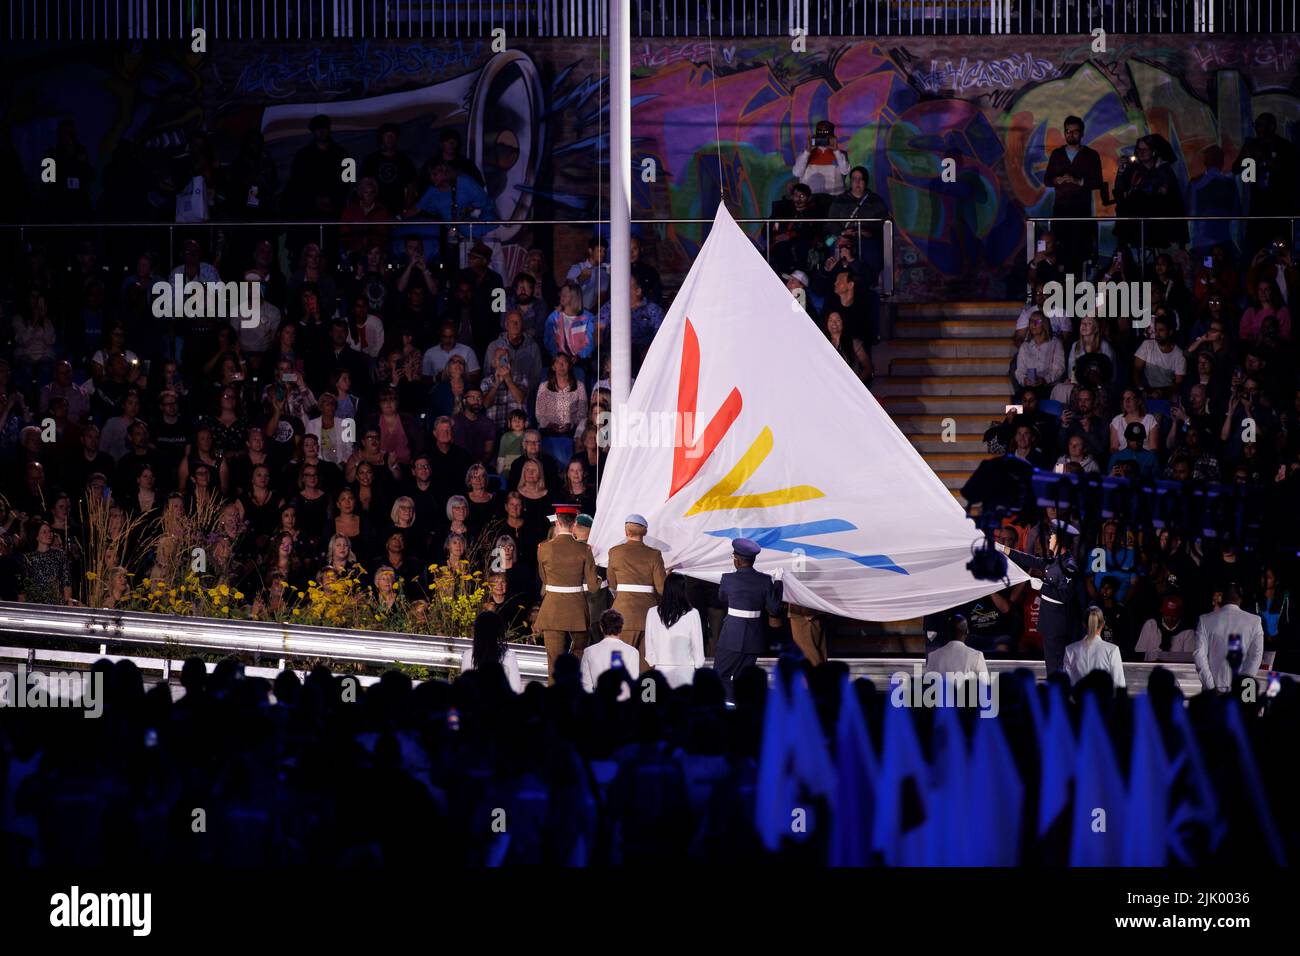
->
xmin=12 ymin=315 xmax=57 ymax=364
xmin=347 ymin=313 xmax=386 ymax=359
xmin=581 ymin=635 xmax=640 ymax=692
xmin=644 ymin=608 xmax=705 ymax=688
xmin=459 ymin=646 xmax=523 ymax=693
xmin=1134 ymin=619 xmax=1197 ymax=662
xmin=1134 ymin=338 xmax=1187 ymax=390
xmin=1015 ymin=335 xmax=1066 ymax=386
xmin=304 ymin=416 xmax=355 ymax=464
xmin=1016 ymin=302 xmax=1072 ymax=337
xmin=421 ymin=343 xmax=479 ymax=379
xmin=1055 ymin=453 xmax=1101 ymax=473
xmin=1193 ymin=602 xmax=1265 ymax=692
xmin=924 ymin=639 xmax=989 ymax=677
xmin=91 ymin=348 xmax=140 ymax=370
xmin=99 ymin=415 xmax=140 ymax=462
xmin=792 ymin=148 xmax=850 ymax=195
xmin=1063 ymin=338 xmax=1117 ymax=381
xmin=1109 ymin=413 xmax=1160 ymax=449
xmin=1063 ymin=635 xmax=1127 ymax=687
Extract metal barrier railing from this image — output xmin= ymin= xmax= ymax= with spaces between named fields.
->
xmin=1 ymin=0 xmax=1286 ymax=41
xmin=4 ymin=214 xmax=895 ymax=297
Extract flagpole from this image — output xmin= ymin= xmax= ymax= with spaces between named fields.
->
xmin=609 ymin=0 xmax=632 ymax=417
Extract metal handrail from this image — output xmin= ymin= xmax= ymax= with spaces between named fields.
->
xmin=0 ymin=600 xmax=553 ymax=682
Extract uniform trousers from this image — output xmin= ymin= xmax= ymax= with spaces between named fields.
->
xmin=788 ymin=609 xmax=828 ymax=665
xmin=1039 ymin=602 xmax=1077 ymax=676
xmin=713 ymin=647 xmax=757 ymax=699
xmin=543 ymin=630 xmax=590 ymax=682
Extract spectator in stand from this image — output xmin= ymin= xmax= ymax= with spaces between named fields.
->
xmin=822 ymin=311 xmax=870 ymax=385
xmin=629 ymin=236 xmax=663 ymax=307
xmin=12 ymin=287 xmax=58 ymax=391
xmin=422 ymin=320 xmax=481 ymax=384
xmin=1233 ymin=113 xmax=1299 ymax=255
xmin=770 ymin=183 xmax=823 ymax=276
xmin=1134 ymin=595 xmax=1196 ymax=662
xmin=425 ymin=416 xmax=474 ymax=504
xmin=1055 ymin=433 xmax=1100 ymax=473
xmin=495 ymin=408 xmax=529 ymax=476
xmin=1191 ymin=243 xmax=1241 ymax=309
xmin=1016 ymin=284 xmax=1072 ymax=347
xmin=1250 ymin=565 xmax=1295 ymax=672
xmin=783 ymin=270 xmax=816 ymax=323
xmin=1112 ymin=134 xmax=1188 ymax=255
xmin=792 ymin=121 xmax=850 ymax=201
xmin=536 ymin=354 xmax=587 ymax=439
xmin=1246 ymin=236 xmax=1297 ymax=308
xmin=18 ymin=519 xmax=73 ymax=606
xmin=1152 ymin=254 xmax=1195 ymax=332
xmin=1044 ymin=115 xmax=1104 ymax=277
xmin=42 ymin=118 xmax=95 ymax=223
xmin=485 ymin=310 xmax=544 ymax=393
xmin=1110 ymin=421 xmax=1160 ymax=481
xmin=340 ymin=177 xmax=392 ymax=260
xmin=1052 ymin=316 xmax=1115 ymax=404
xmin=1014 ymin=311 xmax=1066 ymax=394
xmin=371 ymin=387 xmax=423 ymax=468
xmin=1220 ymin=375 xmax=1275 ymax=461
xmin=1240 ymin=276 xmax=1292 ymax=342
xmin=287 ymin=243 xmax=339 ymax=328
xmin=1027 ymin=230 xmax=1064 ymax=288
xmin=566 ymin=238 xmax=611 ymax=314
xmin=828 ymin=166 xmax=889 ymax=283
xmin=224 ymin=129 xmax=279 ymax=221
xmin=558 ymin=459 xmax=597 ymax=516
xmin=1110 ymin=388 xmax=1160 ymax=453
xmin=39 ymin=361 xmax=88 ymax=426
xmin=360 ymin=123 xmax=419 ymax=220
xmin=1063 ymin=606 xmax=1126 ymax=688
xmin=507 ymin=429 xmax=560 ymax=492
xmin=506 ymin=272 xmax=547 ymax=340
xmin=437 ymin=127 xmax=486 ymax=187
xmin=1008 ymin=422 xmax=1051 ymax=470
xmin=1133 ymin=313 xmax=1187 ymax=399
xmin=345 ymin=294 xmax=385 ymax=361
xmin=1057 ymin=384 xmax=1109 ymax=463
xmin=457 ymin=242 xmax=507 ymax=356
xmin=542 ymin=281 xmax=598 ymax=368
xmin=1186 ymin=146 xmax=1240 ymax=260
xmin=452 ymin=387 xmax=495 ymax=466
xmin=402 ymin=158 xmax=493 ymax=258
xmin=394 ymin=236 xmax=439 ymax=304
xmin=284 ymin=115 xmax=349 ymax=220
xmin=826 ymin=269 xmax=875 ymax=376
xmin=430 ymin=353 xmax=470 ymax=419
xmin=481 ymin=342 xmax=531 ymax=434
xmin=599 ymin=276 xmax=664 ymax=371
xmin=524 ymin=248 xmax=560 ymax=309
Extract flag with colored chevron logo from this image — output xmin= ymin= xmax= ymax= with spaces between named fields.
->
xmin=590 ymin=205 xmax=1027 ymax=621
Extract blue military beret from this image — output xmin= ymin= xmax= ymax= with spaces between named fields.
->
xmin=624 ymin=513 xmax=648 ymax=527
xmin=732 ymin=537 xmax=761 ymax=557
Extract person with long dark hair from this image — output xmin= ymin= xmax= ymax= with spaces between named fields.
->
xmin=460 ymin=609 xmax=522 ymax=692
xmin=643 ymin=572 xmax=705 ymax=688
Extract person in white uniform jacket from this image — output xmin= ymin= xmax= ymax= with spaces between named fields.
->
xmin=924 ymin=613 xmax=989 ymax=678
xmin=1063 ymin=606 xmax=1127 ymax=688
xmin=1193 ymin=583 xmax=1265 ymax=692
xmin=582 ymin=609 xmax=640 ymax=693
xmin=643 ymin=573 xmax=705 ymax=688
xmin=460 ymin=609 xmax=523 ymax=693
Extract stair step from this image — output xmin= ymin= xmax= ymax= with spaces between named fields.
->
xmin=895 ymin=319 xmax=1018 ymax=338
xmin=887 ymin=358 xmax=1011 ymax=377
xmin=881 ymin=394 xmax=1002 ymax=415
xmin=875 ymin=377 xmax=1010 ymax=397
xmin=889 ymin=337 xmax=1015 ymax=359
xmin=936 ymin=471 xmax=976 ymax=490
xmin=921 ymin=452 xmax=990 ymax=470
xmin=889 ymin=414 xmax=995 ymax=436
xmin=908 ymin=438 xmax=988 ymax=453
xmin=896 ymin=301 xmax=1023 ymax=320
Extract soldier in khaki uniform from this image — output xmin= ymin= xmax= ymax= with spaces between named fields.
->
xmin=575 ymin=513 xmax=609 ymax=648
xmin=536 ymin=504 xmax=601 ymax=682
xmin=787 ymin=602 xmax=829 ymax=665
xmin=606 ymin=513 xmax=667 ymax=668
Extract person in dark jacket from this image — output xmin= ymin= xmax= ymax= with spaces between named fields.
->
xmin=1044 ymin=116 xmax=1104 ymax=277
xmin=714 ymin=538 xmax=783 ymax=699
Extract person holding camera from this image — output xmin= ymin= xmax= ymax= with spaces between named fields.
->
xmin=792 ymin=120 xmax=851 ymax=200
xmin=1111 ymin=135 xmax=1187 ymax=255
xmin=1246 ymin=238 xmax=1298 ymax=310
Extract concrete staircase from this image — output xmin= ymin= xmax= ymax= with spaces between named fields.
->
xmin=874 ymin=301 xmax=1020 ymax=496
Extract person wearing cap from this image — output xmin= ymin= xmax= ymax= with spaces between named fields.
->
xmin=286 ymin=114 xmax=348 ymax=219
xmin=782 ymin=270 xmax=816 ymax=321
xmin=536 ymin=504 xmax=601 ymax=681
xmin=714 ymin=538 xmax=784 ymax=697
xmin=606 ymin=514 xmax=667 ymax=667
xmin=792 ymin=120 xmax=850 ymax=198
xmin=1135 ymin=595 xmax=1197 ymax=662
xmin=456 ymin=241 xmax=506 ymax=357
xmin=571 ymin=513 xmax=610 ymax=648
xmin=1110 ymin=420 xmax=1159 ymax=481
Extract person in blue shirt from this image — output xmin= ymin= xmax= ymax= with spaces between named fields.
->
xmin=598 ymin=277 xmax=664 ymax=369
xmin=401 ymin=159 xmax=493 ymax=267
xmin=1109 ymin=420 xmax=1159 ymax=480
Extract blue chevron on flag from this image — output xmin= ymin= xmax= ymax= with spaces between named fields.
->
xmin=705 ymin=520 xmax=910 ymax=575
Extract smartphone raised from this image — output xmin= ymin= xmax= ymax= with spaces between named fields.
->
xmin=1006 ymin=404 xmax=1024 ymax=416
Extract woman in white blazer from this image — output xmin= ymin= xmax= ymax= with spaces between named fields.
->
xmin=643 ymin=573 xmax=705 ymax=688
xmin=460 ymin=610 xmax=523 ymax=692
xmin=1063 ymin=606 xmax=1126 ymax=688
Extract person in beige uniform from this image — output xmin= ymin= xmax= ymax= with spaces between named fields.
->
xmin=606 ymin=513 xmax=667 ymax=667
xmin=787 ymin=603 xmax=829 ymax=666
xmin=536 ymin=503 xmax=601 ymax=682
xmin=574 ymin=513 xmax=609 ymax=648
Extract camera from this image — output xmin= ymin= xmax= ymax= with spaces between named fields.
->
xmin=814 ymin=134 xmax=830 ymax=148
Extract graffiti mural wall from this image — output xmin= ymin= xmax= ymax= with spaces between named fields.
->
xmin=2 ymin=34 xmax=1299 ymax=300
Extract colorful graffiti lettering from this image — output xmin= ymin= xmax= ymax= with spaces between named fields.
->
xmin=234 ymin=39 xmax=483 ymax=98
xmin=914 ymin=52 xmax=1059 ymax=93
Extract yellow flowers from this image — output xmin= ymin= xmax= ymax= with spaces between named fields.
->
xmin=84 ymin=571 xmax=99 ymax=581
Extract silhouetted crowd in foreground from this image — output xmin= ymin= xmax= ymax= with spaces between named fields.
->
xmin=1 ymin=635 xmax=1294 ymax=866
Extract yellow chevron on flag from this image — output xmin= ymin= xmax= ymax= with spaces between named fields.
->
xmin=684 ymin=426 xmax=825 ymax=516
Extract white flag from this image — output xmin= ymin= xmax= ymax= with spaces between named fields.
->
xmin=591 ymin=204 xmax=1027 ymax=621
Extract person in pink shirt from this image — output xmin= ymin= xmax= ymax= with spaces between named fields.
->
xmin=1240 ymin=277 xmax=1292 ymax=342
